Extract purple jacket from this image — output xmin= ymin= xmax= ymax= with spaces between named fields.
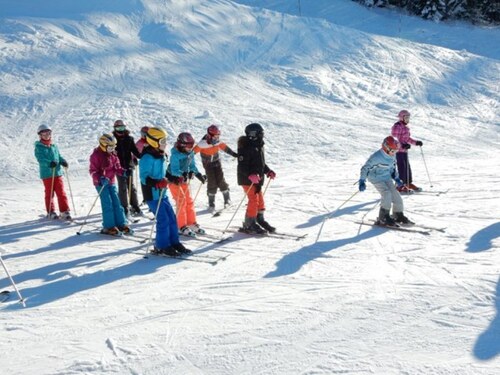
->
xmin=391 ymin=121 xmax=416 ymax=153
xmin=89 ymin=147 xmax=124 ymax=186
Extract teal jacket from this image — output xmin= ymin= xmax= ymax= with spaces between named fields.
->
xmin=34 ymin=141 xmax=66 ymax=179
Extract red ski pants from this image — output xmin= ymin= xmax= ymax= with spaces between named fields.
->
xmin=169 ymin=183 xmax=196 ymax=229
xmin=42 ymin=176 xmax=70 ymax=213
xmin=243 ymin=185 xmax=265 ymax=218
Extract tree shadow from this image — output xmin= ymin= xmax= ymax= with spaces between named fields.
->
xmin=473 ymin=277 xmax=500 ymax=360
xmin=264 ymin=228 xmax=381 ymax=278
xmin=1 ymin=245 xmax=177 ymax=309
xmin=466 ymin=222 xmax=500 ymax=253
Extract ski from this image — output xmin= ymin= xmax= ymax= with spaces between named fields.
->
xmin=1 ymin=290 xmax=11 ymax=303
xmin=179 ymin=233 xmax=231 ymax=244
xmin=213 ymin=226 xmax=306 ymax=241
xmin=405 ymin=223 xmax=446 ymax=233
xmin=355 ymin=220 xmax=431 ymax=235
xmin=211 ymin=204 xmax=233 ymax=217
xmin=143 ymin=251 xmax=220 ymax=265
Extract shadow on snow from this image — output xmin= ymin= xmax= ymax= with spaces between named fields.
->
xmin=465 ymin=221 xmax=500 ymax=253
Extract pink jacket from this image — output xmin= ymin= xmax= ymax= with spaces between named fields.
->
xmin=89 ymin=147 xmax=124 ymax=186
xmin=391 ymin=121 xmax=416 ymax=153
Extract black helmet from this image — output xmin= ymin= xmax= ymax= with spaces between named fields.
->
xmin=245 ymin=123 xmax=264 ymax=140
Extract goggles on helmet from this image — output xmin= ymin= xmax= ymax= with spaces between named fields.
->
xmin=158 ymin=137 xmax=167 ymax=147
xmin=114 ymin=125 xmax=126 ymax=132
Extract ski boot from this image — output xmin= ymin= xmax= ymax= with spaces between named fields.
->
xmin=179 ymin=225 xmax=196 ymax=237
xmin=393 ymin=212 xmax=414 ymax=225
xmin=222 ymin=190 xmax=231 ymax=208
xmin=375 ymin=208 xmax=398 ymax=227
xmin=172 ymin=242 xmax=192 ymax=255
xmin=239 ymin=217 xmax=266 ymax=234
xmin=60 ymin=211 xmax=72 ymax=221
xmin=47 ymin=211 xmax=59 ymax=220
xmin=257 ymin=211 xmax=276 ymax=233
xmin=408 ymin=183 xmax=422 ymax=192
xmin=152 ymin=246 xmax=179 ymax=257
xmin=208 ymin=194 xmax=216 ymax=213
xmin=189 ymin=223 xmax=206 ymax=235
xmin=101 ymin=226 xmax=121 ymax=235
xmin=118 ymin=225 xmax=134 ymax=235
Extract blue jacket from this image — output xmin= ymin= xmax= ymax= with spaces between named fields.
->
xmin=34 ymin=141 xmax=67 ymax=179
xmin=139 ymin=149 xmax=167 ymax=201
xmin=360 ymin=149 xmax=399 ymax=183
xmin=167 ymin=147 xmax=199 ymax=177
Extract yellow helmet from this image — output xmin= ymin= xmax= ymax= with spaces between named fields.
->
xmin=99 ymin=133 xmax=117 ymax=152
xmin=146 ymin=127 xmax=167 ymax=149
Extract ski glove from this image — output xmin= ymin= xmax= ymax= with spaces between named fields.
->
xmin=266 ymin=170 xmax=276 ymax=179
xmin=402 ymin=144 xmax=411 ymax=150
xmin=60 ymin=161 xmax=68 ymax=168
xmin=358 ymin=179 xmax=366 ymax=192
xmin=99 ymin=176 xmax=110 ymax=186
xmin=155 ymin=178 xmax=169 ymax=189
xmin=248 ymin=174 xmax=261 ymax=184
xmin=195 ymin=173 xmax=207 ymax=184
xmin=170 ymin=176 xmax=184 ymax=185
xmin=49 ymin=161 xmax=57 ymax=168
xmin=416 ymin=140 xmax=423 ymax=146
xmin=394 ymin=178 xmax=404 ymax=188
xmin=183 ymin=171 xmax=194 ymax=180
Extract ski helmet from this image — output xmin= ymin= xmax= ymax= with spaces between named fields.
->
xmin=382 ymin=136 xmax=399 ymax=154
xmin=146 ymin=127 xmax=167 ymax=149
xmin=207 ymin=124 xmax=220 ymax=137
xmin=99 ymin=133 xmax=117 ymax=152
xmin=176 ymin=132 xmax=195 ymax=152
xmin=37 ymin=124 xmax=52 ymax=134
xmin=398 ymin=110 xmax=411 ymax=122
xmin=206 ymin=124 xmax=221 ymax=144
xmin=113 ymin=119 xmax=127 ymax=133
xmin=245 ymin=123 xmax=264 ymax=140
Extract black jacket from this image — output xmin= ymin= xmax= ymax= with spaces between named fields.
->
xmin=113 ymin=130 xmax=141 ymax=170
xmin=237 ymin=136 xmax=270 ymax=186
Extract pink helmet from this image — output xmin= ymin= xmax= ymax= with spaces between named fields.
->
xmin=398 ymin=110 xmax=411 ymax=121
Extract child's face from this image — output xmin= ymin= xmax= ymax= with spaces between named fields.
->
xmin=403 ymin=115 xmax=410 ymax=124
xmin=39 ymin=130 xmax=51 ymax=140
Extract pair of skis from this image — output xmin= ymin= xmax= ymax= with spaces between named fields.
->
xmin=355 ymin=219 xmax=445 ymax=235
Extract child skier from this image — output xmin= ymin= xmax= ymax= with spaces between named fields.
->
xmin=89 ymin=133 xmax=131 ymax=235
xmin=112 ymin=120 xmax=142 ymax=216
xmin=193 ymin=124 xmax=237 ymax=212
xmin=167 ymin=132 xmax=207 ymax=237
xmin=34 ymin=124 xmax=72 ymax=220
xmin=139 ymin=127 xmax=190 ymax=256
xmin=358 ymin=136 xmax=413 ymax=226
xmin=391 ymin=110 xmax=424 ymax=193
xmin=237 ymin=123 xmax=276 ymax=234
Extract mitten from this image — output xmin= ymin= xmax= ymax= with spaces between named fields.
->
xmin=359 ymin=179 xmax=366 ymax=192
xmin=100 ymin=176 xmax=110 ymax=186
xmin=155 ymin=179 xmax=169 ymax=189
xmin=248 ymin=174 xmax=261 ymax=184
xmin=402 ymin=144 xmax=411 ymax=150
xmin=195 ymin=173 xmax=207 ymax=184
xmin=49 ymin=161 xmax=57 ymax=168
xmin=266 ymin=170 xmax=276 ymax=179
xmin=60 ymin=161 xmax=68 ymax=168
xmin=416 ymin=140 xmax=423 ymax=146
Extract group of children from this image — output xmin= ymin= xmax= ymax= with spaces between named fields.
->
xmin=34 ymin=109 xmax=423 ymax=255
xmin=358 ymin=109 xmax=424 ymax=226
xmin=35 ymin=121 xmax=276 ymax=257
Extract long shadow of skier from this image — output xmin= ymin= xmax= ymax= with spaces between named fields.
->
xmin=2 ymin=245 xmax=180 ymax=309
xmin=473 ymin=277 xmax=500 ymax=360
xmin=465 ymin=221 xmax=500 ymax=253
xmin=296 ymin=200 xmax=379 ymax=229
xmin=264 ymin=228 xmax=381 ymax=278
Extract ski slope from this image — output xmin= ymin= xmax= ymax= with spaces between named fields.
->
xmin=0 ymin=0 xmax=499 ymax=374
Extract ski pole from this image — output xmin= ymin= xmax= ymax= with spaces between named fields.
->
xmin=315 ymin=190 xmax=359 ymax=243
xmin=144 ymin=188 xmax=166 ymax=257
xmin=76 ymin=184 xmax=106 ymax=235
xmin=64 ymin=167 xmax=77 ymax=215
xmin=221 ymin=183 xmax=254 ymax=236
xmin=192 ymin=180 xmax=203 ymax=204
xmin=262 ymin=178 xmax=272 ymax=197
xmin=420 ymin=147 xmax=433 ymax=187
xmin=0 ymin=252 xmax=26 ymax=307
xmin=47 ymin=167 xmax=56 ymax=216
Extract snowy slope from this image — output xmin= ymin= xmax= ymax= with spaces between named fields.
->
xmin=0 ymin=0 xmax=499 ymax=374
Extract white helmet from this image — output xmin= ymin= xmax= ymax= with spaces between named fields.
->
xmin=37 ymin=124 xmax=52 ymax=134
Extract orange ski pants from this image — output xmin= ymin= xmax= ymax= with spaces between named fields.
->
xmin=169 ymin=182 xmax=196 ymax=229
xmin=243 ymin=184 xmax=265 ymax=218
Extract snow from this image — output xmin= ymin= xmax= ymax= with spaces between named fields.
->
xmin=0 ymin=0 xmax=499 ymax=374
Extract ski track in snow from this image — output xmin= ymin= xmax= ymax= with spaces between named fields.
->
xmin=1 ymin=0 xmax=499 ymax=374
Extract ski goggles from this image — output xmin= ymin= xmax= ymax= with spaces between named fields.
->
xmin=39 ymin=129 xmax=52 ymax=135
xmin=106 ymin=145 xmax=116 ymax=152
xmin=159 ymin=137 xmax=167 ymax=147
xmin=114 ymin=125 xmax=126 ymax=132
